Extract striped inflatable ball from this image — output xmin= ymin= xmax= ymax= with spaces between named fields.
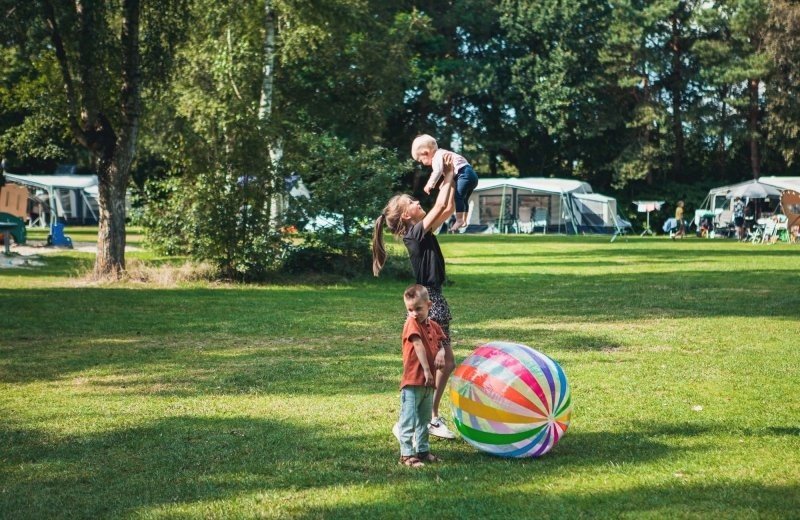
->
xmin=449 ymin=341 xmax=572 ymax=457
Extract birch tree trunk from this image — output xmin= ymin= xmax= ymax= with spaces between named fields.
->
xmin=748 ymin=78 xmax=761 ymax=179
xmin=258 ymin=1 xmax=283 ymax=225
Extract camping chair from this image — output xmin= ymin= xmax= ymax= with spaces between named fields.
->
xmin=517 ymin=207 xmax=533 ymax=233
xmin=747 ymin=220 xmax=764 ymax=243
xmin=47 ymin=222 xmax=73 ymax=248
xmin=760 ymin=217 xmax=778 ymax=244
xmin=532 ymin=207 xmax=548 ymax=234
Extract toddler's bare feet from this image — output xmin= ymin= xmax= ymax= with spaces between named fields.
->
xmin=450 ymin=218 xmax=464 ymax=232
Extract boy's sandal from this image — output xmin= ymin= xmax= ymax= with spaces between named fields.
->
xmin=399 ymin=456 xmax=424 ymax=468
xmin=417 ymin=452 xmax=441 ymax=463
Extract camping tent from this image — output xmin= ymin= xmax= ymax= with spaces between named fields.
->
xmin=699 ymin=176 xmax=800 ymax=229
xmin=4 ymin=172 xmax=100 ymax=227
xmin=465 ymin=177 xmax=631 ymax=235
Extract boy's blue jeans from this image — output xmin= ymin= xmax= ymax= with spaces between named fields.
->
xmin=398 ymin=385 xmax=433 ymax=456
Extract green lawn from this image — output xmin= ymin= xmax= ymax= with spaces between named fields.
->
xmin=1 ymin=235 xmax=799 ymax=519
xmin=24 ymin=225 xmax=145 ymax=247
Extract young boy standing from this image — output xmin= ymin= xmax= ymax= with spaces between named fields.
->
xmin=412 ymin=134 xmax=478 ymax=232
xmin=397 ymin=284 xmax=444 ymax=467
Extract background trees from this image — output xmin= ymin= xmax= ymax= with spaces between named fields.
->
xmin=2 ymin=0 xmax=800 ymax=276
xmin=1 ymin=0 xmax=188 ymax=277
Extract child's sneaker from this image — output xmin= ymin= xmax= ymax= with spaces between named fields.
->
xmin=428 ymin=417 xmax=456 ymax=439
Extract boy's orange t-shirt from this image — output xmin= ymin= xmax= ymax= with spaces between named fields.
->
xmin=400 ymin=316 xmax=444 ymax=389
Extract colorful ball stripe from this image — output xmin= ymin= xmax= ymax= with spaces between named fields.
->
xmin=450 ymin=341 xmax=572 ymax=457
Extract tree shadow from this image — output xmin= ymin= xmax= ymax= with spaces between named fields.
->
xmin=1 ymin=264 xmax=798 ymax=388
xmin=0 ymin=417 xmax=704 ymax=518
xmin=298 ymin=480 xmax=798 ymax=518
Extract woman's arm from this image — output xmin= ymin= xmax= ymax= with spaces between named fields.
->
xmin=421 ymin=154 xmax=455 ymax=233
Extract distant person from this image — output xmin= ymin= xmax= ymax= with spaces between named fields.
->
xmin=732 ymin=196 xmax=745 ymax=241
xmin=674 ymin=200 xmax=686 ymax=239
xmin=411 ymin=134 xmax=478 ymax=233
xmin=372 ymin=159 xmax=457 ymax=441
xmin=395 ymin=284 xmax=445 ymax=467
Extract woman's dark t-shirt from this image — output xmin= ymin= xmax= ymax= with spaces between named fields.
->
xmin=403 ymin=221 xmax=445 ymax=289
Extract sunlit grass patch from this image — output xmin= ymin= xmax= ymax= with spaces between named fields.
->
xmin=1 ymin=235 xmax=799 ymax=518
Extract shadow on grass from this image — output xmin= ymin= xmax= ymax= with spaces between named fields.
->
xmin=2 ymin=261 xmax=798 ymax=388
xmin=0 ymin=417 xmax=713 ymax=519
xmin=0 ymin=327 xmax=618 ymax=391
xmin=296 ymin=480 xmax=797 ymax=518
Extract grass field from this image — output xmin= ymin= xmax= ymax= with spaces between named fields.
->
xmin=1 ymin=235 xmax=799 ymax=518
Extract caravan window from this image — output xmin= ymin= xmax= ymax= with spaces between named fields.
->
xmin=479 ymin=195 xmax=512 ymax=225
xmin=516 ymin=194 xmax=550 ymax=220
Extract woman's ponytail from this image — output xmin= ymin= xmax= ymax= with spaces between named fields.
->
xmin=372 ymin=213 xmax=387 ymax=276
xmin=372 ymin=195 xmax=409 ymax=277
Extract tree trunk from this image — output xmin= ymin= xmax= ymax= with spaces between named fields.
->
xmin=748 ymin=78 xmax=761 ymax=179
xmin=642 ymin=75 xmax=654 ymax=186
xmin=670 ymin=15 xmax=685 ymax=179
xmin=716 ymin=86 xmax=728 ymax=180
xmin=258 ymin=0 xmax=276 ymax=122
xmin=259 ymin=1 xmax=283 ymax=226
xmin=44 ymin=0 xmax=141 ymax=278
xmin=92 ymin=0 xmax=141 ymax=277
xmin=95 ymin=159 xmax=128 ymax=277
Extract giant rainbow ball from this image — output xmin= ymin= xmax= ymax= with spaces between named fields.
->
xmin=449 ymin=341 xmax=572 ymax=457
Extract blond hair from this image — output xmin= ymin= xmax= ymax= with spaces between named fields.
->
xmin=404 ymin=284 xmax=429 ymax=302
xmin=411 ymin=134 xmax=438 ymax=161
xmin=372 ymin=194 xmax=414 ymax=276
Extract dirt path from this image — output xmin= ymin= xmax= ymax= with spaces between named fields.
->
xmin=1 ymin=240 xmax=141 ymax=268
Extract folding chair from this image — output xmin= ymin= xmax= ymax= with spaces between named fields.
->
xmin=760 ymin=218 xmax=778 ymax=244
xmin=532 ymin=207 xmax=548 ymax=234
xmin=517 ymin=207 xmax=533 ymax=234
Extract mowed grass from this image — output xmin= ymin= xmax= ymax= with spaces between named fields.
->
xmin=25 ymin=225 xmax=145 ymax=247
xmin=1 ymin=235 xmax=799 ymax=519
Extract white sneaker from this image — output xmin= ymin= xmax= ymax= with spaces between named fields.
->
xmin=428 ymin=417 xmax=456 ymax=439
xmin=393 ymin=422 xmax=417 ymax=448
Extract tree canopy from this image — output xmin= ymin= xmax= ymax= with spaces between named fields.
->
xmin=2 ymin=0 xmax=800 ymax=276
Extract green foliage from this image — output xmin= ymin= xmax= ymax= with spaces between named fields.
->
xmin=763 ymin=0 xmax=800 ymax=166
xmin=274 ymin=0 xmax=419 ymax=147
xmin=282 ymin=132 xmax=408 ymax=275
xmin=8 ymin=0 xmax=800 ymax=247
xmin=0 ymin=45 xmax=72 ymax=163
xmin=139 ymin=0 xmax=286 ymax=282
xmin=142 ymin=171 xmax=285 ymax=281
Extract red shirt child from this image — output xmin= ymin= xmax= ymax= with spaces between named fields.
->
xmin=397 ymin=284 xmax=445 ymax=467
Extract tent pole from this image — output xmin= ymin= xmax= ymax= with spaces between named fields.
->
xmin=48 ymin=189 xmax=56 ymax=231
xmin=81 ymin=190 xmax=98 ymax=222
xmin=500 ymin=184 xmax=507 ymax=233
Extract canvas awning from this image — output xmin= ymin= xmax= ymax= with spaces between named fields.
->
xmin=4 ymin=172 xmax=99 ymax=227
xmin=473 ymin=177 xmax=593 ymax=195
xmin=4 ymin=173 xmax=98 ymax=190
